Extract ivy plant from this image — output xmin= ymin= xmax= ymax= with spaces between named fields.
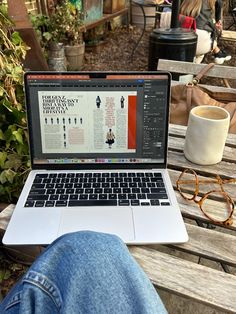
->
xmin=0 ymin=4 xmax=30 ymax=203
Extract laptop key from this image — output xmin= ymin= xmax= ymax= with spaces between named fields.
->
xmin=33 ymin=178 xmax=42 ymax=184
xmin=68 ymin=200 xmax=117 ymax=206
xmin=138 ymin=183 xmax=146 ymax=188
xmin=80 ymin=194 xmax=88 ymax=200
xmin=56 ymin=188 xmax=65 ymax=194
xmin=49 ymin=173 xmax=57 ymax=178
xmin=118 ymin=194 xmax=127 ymax=200
xmin=66 ymin=188 xmax=74 ymax=194
xmin=64 ymin=183 xmax=73 ymax=188
xmin=60 ymin=194 xmax=69 ymax=200
xmin=29 ymin=189 xmax=46 ymax=195
xmin=131 ymin=200 xmax=140 ymax=206
xmin=94 ymin=188 xmax=102 ymax=193
xmin=24 ymin=201 xmax=35 ymax=207
xmin=46 ymin=183 xmax=54 ymax=189
xmin=119 ymin=200 xmax=130 ymax=206
xmin=123 ymin=188 xmax=131 ymax=193
xmin=147 ymin=193 xmax=168 ymax=199
xmin=27 ymin=194 xmax=49 ymax=201
xmin=45 ymin=201 xmax=55 ymax=207
xmin=89 ymin=194 xmax=98 ymax=200
xmin=32 ymin=183 xmax=45 ymax=189
xmin=35 ymin=201 xmax=45 ymax=207
xmin=75 ymin=188 xmax=84 ymax=194
xmin=46 ymin=189 xmax=55 ymax=194
xmin=55 ymin=183 xmax=64 ymax=188
xmin=70 ymin=194 xmax=78 ymax=200
xmin=58 ymin=173 xmax=66 ymax=178
xmin=36 ymin=174 xmax=48 ymax=178
xmin=150 ymin=200 xmax=160 ymax=206
xmin=128 ymin=193 xmax=136 ymax=199
xmin=99 ymin=194 xmax=107 ymax=200
xmin=85 ymin=188 xmax=93 ymax=194
xmin=50 ymin=194 xmax=59 ymax=200
xmin=109 ymin=194 xmax=117 ymax=199
xmin=150 ymin=188 xmax=166 ymax=193
xmin=137 ymin=194 xmax=146 ymax=199
xmin=56 ymin=200 xmax=67 ymax=207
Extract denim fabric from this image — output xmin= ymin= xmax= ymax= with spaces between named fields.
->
xmin=0 ymin=231 xmax=167 ymax=314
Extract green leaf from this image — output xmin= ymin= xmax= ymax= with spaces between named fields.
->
xmin=0 ymin=129 xmax=5 ymax=140
xmin=11 ymin=31 xmax=22 ymax=45
xmin=4 ymin=154 xmax=22 ymax=171
xmin=43 ymin=32 xmax=53 ymax=41
xmin=0 ymin=86 xmax=4 ymax=96
xmin=13 ymin=129 xmax=23 ymax=144
xmin=0 ymin=269 xmax=11 ymax=281
xmin=0 ymin=169 xmax=16 ymax=183
xmin=0 ymin=152 xmax=7 ymax=168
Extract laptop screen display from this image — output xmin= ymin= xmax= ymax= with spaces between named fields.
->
xmin=24 ymin=72 xmax=170 ymax=169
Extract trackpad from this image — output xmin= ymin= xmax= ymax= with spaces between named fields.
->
xmin=58 ymin=207 xmax=135 ymax=242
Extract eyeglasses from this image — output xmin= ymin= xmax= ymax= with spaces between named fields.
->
xmin=176 ymin=169 xmax=235 ymax=226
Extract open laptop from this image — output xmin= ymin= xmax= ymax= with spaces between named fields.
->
xmin=3 ymin=71 xmax=188 ymax=245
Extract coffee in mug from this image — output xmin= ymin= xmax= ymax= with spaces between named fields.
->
xmin=184 ymin=106 xmax=230 ymax=165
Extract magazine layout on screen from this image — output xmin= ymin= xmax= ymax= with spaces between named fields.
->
xmin=26 ymin=74 xmax=169 ymax=166
xmin=39 ymin=91 xmax=137 ymax=154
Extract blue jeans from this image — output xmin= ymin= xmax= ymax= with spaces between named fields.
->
xmin=0 ymin=231 xmax=167 ymax=313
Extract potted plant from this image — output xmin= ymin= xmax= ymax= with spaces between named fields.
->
xmin=31 ymin=0 xmax=85 ymax=71
xmin=30 ymin=11 xmax=67 ymax=71
xmin=0 ymin=4 xmax=30 ymax=203
xmin=61 ymin=0 xmax=85 ymax=71
xmin=48 ymin=0 xmax=85 ymax=71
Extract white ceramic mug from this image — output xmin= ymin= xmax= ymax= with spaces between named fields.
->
xmin=184 ymin=106 xmax=230 ymax=165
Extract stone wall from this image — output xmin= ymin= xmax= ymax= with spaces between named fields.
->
xmin=24 ymin=0 xmax=38 ymax=14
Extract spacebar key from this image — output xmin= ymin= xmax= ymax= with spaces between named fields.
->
xmin=68 ymin=200 xmax=117 ymax=206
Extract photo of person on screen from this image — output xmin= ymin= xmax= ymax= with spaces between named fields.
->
xmin=106 ymin=128 xmax=115 ymax=148
xmin=96 ymin=96 xmax=101 ymax=109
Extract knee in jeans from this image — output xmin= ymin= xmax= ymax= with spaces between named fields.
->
xmin=54 ymin=231 xmax=125 ymax=252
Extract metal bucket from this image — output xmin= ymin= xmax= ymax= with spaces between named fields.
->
xmin=48 ymin=42 xmax=66 ymax=71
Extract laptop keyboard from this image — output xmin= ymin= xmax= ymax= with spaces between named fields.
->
xmin=24 ymin=172 xmax=170 ymax=207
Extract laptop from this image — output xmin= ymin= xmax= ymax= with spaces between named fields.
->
xmin=3 ymin=71 xmax=188 ymax=245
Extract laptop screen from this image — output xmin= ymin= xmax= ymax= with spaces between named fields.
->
xmin=24 ymin=72 xmax=170 ymax=170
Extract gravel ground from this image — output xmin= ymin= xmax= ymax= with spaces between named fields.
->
xmin=83 ymin=25 xmax=236 ymax=87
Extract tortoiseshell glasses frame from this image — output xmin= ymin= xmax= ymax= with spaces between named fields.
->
xmin=176 ymin=169 xmax=235 ymax=226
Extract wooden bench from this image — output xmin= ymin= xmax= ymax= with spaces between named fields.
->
xmin=157 ymin=59 xmax=236 ymax=92
xmin=129 ymin=125 xmax=236 ymax=313
xmin=221 ymin=30 xmax=236 ymax=42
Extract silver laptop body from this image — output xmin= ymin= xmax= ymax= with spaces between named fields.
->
xmin=3 ymin=71 xmax=188 ymax=245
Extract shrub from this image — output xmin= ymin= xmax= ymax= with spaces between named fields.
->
xmin=0 ymin=4 xmax=30 ymax=202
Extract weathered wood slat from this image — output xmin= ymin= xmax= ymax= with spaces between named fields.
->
xmin=129 ymin=246 xmax=236 ymax=313
xmin=168 ymin=150 xmax=236 ymax=175
xmin=168 ymin=136 xmax=236 ymax=161
xmin=169 ymin=223 xmax=236 ymax=266
xmin=168 ymin=136 xmax=236 ymax=162
xmin=169 ymin=124 xmax=236 ymax=147
xmin=158 ymin=59 xmax=236 ymax=80
xmin=170 ymin=80 xmax=236 ymax=94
